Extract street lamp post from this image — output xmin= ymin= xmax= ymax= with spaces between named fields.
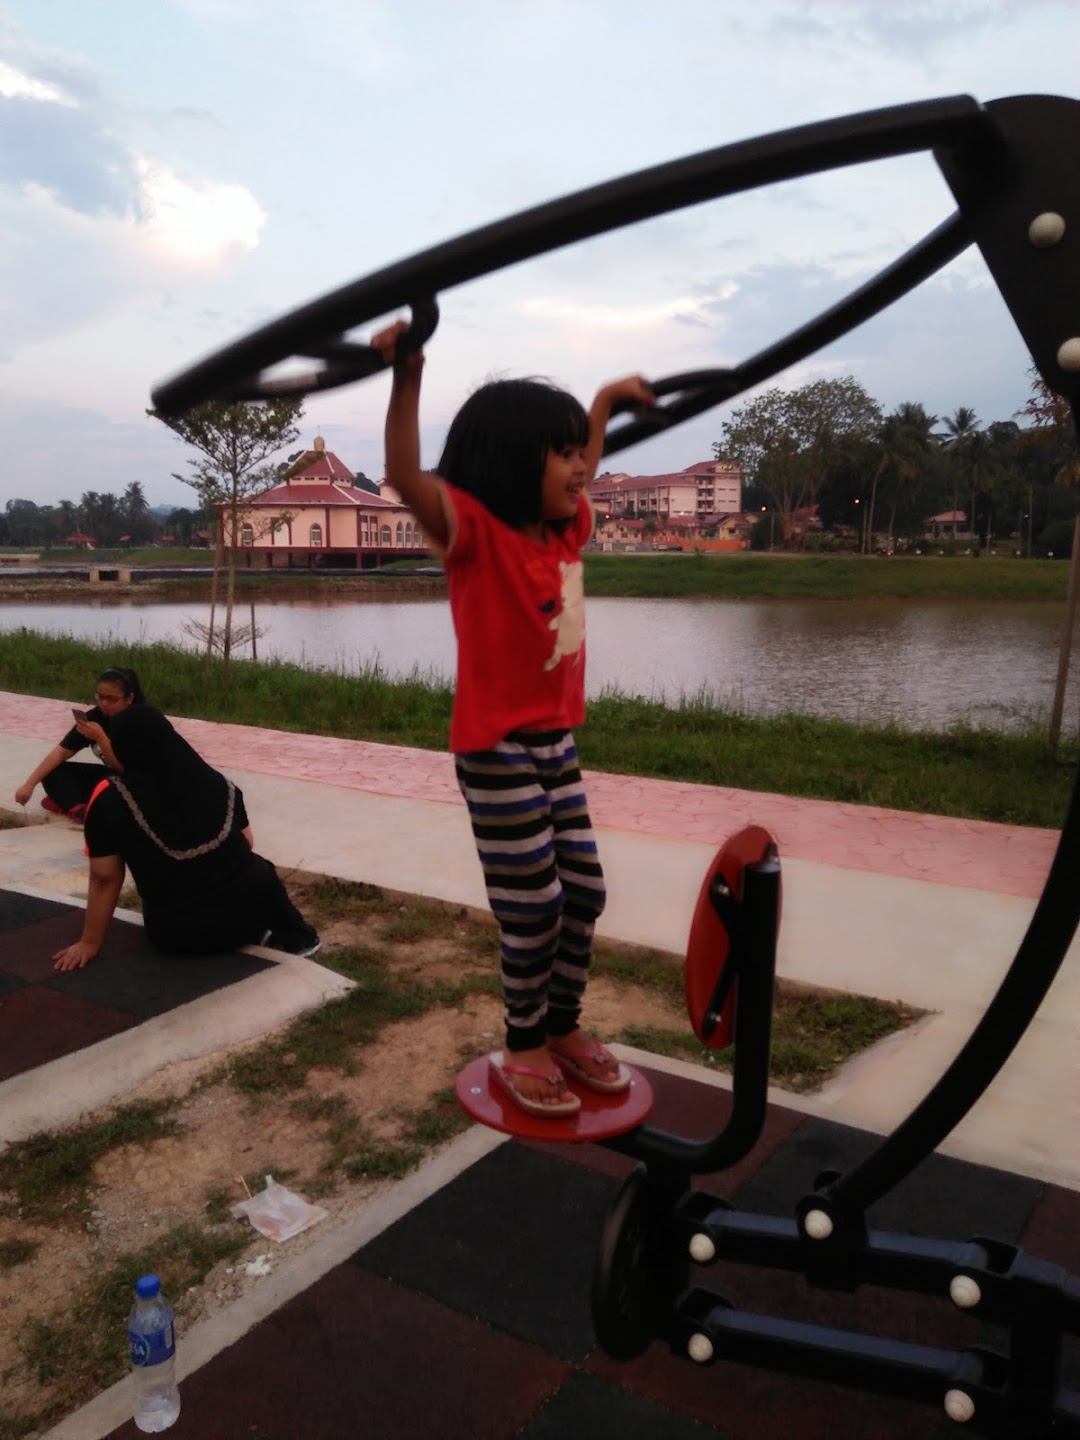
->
xmin=1027 ymin=485 xmax=1034 ymax=558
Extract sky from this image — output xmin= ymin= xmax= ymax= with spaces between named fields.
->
xmin=1 ymin=0 xmax=1078 ymax=511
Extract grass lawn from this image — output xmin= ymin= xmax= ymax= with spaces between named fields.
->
xmin=2 ymin=631 xmax=1075 ymax=828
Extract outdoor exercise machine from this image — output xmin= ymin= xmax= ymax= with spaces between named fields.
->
xmin=153 ymin=94 xmax=1080 ymax=1438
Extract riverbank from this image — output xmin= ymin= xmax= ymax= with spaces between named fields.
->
xmin=2 ymin=632 xmax=1075 ymax=828
xmin=0 ymin=552 xmax=1072 ymax=601
xmin=0 ymin=574 xmax=445 ymax=604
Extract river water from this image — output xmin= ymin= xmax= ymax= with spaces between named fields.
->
xmin=2 ymin=594 xmax=1078 ymax=733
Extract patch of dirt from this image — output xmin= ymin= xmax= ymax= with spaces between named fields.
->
xmin=0 ymin=882 xmax=689 ymax=1435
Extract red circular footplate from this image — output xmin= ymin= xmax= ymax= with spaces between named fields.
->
xmin=455 ymin=1054 xmax=654 ymax=1142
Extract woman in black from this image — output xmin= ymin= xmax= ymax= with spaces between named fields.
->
xmin=15 ymin=665 xmax=145 ymax=821
xmin=52 ymin=706 xmax=320 ymax=970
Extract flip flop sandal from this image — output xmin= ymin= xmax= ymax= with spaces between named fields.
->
xmin=550 ymin=1040 xmax=632 ymax=1095
xmin=488 ymin=1052 xmax=582 ymax=1118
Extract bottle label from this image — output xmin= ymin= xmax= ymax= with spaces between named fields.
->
xmin=129 ymin=1323 xmax=175 ymax=1367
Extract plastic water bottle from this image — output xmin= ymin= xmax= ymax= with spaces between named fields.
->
xmin=128 ymin=1275 xmax=181 ymax=1433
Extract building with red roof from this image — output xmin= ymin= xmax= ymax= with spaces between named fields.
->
xmin=589 ymin=458 xmax=746 ymax=549
xmin=222 ymin=437 xmax=423 ymax=568
xmin=927 ymin=510 xmax=970 ymax=541
xmin=591 ymin=458 xmax=742 ymax=524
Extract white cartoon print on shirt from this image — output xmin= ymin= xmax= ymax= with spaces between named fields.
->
xmin=543 ymin=560 xmax=585 ymax=670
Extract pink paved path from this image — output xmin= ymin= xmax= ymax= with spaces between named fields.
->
xmin=0 ymin=690 xmax=1061 ymax=899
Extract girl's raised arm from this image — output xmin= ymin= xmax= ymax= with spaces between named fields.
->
xmin=372 ymin=323 xmax=450 ymax=549
xmin=585 ymin=376 xmax=656 ymax=480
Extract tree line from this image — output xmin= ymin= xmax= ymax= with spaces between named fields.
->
xmin=716 ymin=370 xmax=1079 ymax=556
xmin=5 ymin=371 xmax=1077 ymax=559
xmin=0 ymin=483 xmax=214 ymax=550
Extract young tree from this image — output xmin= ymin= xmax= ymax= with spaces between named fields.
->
xmin=1017 ymin=367 xmax=1080 ymax=486
xmin=149 ymin=400 xmax=303 ymax=681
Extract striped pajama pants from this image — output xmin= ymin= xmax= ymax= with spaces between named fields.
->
xmin=454 ymin=730 xmax=606 ymax=1053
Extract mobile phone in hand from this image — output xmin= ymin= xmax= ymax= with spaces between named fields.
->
xmin=71 ymin=708 xmax=92 ymax=723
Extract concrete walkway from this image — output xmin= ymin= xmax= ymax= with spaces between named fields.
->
xmin=1 ymin=689 xmax=1077 ymax=1190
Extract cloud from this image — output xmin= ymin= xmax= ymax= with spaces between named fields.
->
xmin=0 ymin=186 xmax=149 ymax=359
xmin=0 ymin=393 xmax=190 ymax=507
xmin=0 ymin=33 xmax=265 ymax=361
xmin=517 ymin=293 xmax=723 ymax=333
xmin=0 ymin=57 xmax=76 ymax=105
xmin=136 ymin=157 xmax=265 ymax=265
xmin=0 ymin=79 xmax=135 ymax=215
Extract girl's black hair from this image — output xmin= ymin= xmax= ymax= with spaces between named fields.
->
xmin=436 ymin=378 xmax=589 ymax=529
xmin=98 ymin=666 xmax=146 ymax=705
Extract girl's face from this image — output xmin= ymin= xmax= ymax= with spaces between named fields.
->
xmin=540 ymin=445 xmax=588 ymax=522
xmin=94 ymin=681 xmax=133 ymax=715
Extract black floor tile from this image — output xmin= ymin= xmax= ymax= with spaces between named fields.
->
xmin=1 ymin=911 xmax=147 ymax=983
xmin=45 ymin=942 xmax=275 ymax=1018
xmin=0 ymin=970 xmax=27 ymax=998
xmin=0 ymin=985 xmax=139 ymax=1080
xmin=352 ymin=1141 xmax=622 ymax=1360
xmin=0 ymin=889 xmax=75 ymax=933
xmin=520 ymin=1370 xmax=732 ymax=1438
xmin=90 ymin=1099 xmax=1078 ymax=1440
xmin=108 ymin=1266 xmax=570 ymax=1440
xmin=732 ymin=1115 xmax=1041 ymax=1243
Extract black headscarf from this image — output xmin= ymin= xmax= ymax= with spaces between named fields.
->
xmin=106 ymin=706 xmax=237 ymax=857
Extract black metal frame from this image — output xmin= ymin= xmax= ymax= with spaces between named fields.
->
xmin=152 ymin=92 xmax=1080 ymax=1437
xmin=152 ymin=94 xmax=1080 ymax=445
xmin=590 ymin=814 xmax=1080 ymax=1436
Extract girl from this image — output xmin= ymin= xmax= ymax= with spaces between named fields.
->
xmin=52 ymin=705 xmax=320 ymax=970
xmin=373 ymin=320 xmax=654 ymax=1118
xmin=15 ymin=665 xmax=145 ymax=822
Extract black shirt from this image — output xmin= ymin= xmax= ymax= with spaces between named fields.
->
xmin=59 ymin=705 xmax=110 ymax=763
xmin=84 ymin=780 xmax=253 ymax=908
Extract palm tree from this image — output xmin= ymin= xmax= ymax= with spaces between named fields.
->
xmin=122 ymin=481 xmax=151 ymax=543
xmin=963 ymin=430 xmax=1001 ymax=549
xmin=884 ymin=402 xmax=938 ymax=550
xmin=95 ymin=492 xmax=121 ymax=547
xmin=941 ymin=406 xmax=980 ymax=541
xmin=865 ymin=405 xmax=939 ymax=553
xmin=78 ymin=491 xmax=102 ymax=543
xmin=56 ymin=499 xmax=79 ymax=545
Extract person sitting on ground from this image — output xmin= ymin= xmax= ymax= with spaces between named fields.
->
xmin=14 ymin=665 xmax=146 ymax=823
xmin=52 ymin=705 xmax=320 ymax=971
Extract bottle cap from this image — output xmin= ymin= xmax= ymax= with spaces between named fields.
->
xmin=136 ymin=1275 xmax=161 ymax=1299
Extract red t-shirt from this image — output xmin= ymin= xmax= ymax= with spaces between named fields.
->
xmin=435 ymin=484 xmax=594 ymax=753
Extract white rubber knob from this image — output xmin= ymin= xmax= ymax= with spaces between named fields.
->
xmin=689 ymin=1233 xmax=716 ymax=1264
xmin=948 ymin=1275 xmax=982 ymax=1309
xmin=803 ymin=1209 xmax=833 ymax=1240
xmin=1057 ymin=337 xmax=1080 ymax=371
xmin=1028 ymin=211 xmax=1066 ymax=247
xmin=687 ymin=1333 xmax=714 ymax=1364
xmin=944 ymin=1389 xmax=975 ymax=1423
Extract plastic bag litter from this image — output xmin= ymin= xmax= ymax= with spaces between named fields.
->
xmin=230 ymin=1174 xmax=328 ymax=1243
